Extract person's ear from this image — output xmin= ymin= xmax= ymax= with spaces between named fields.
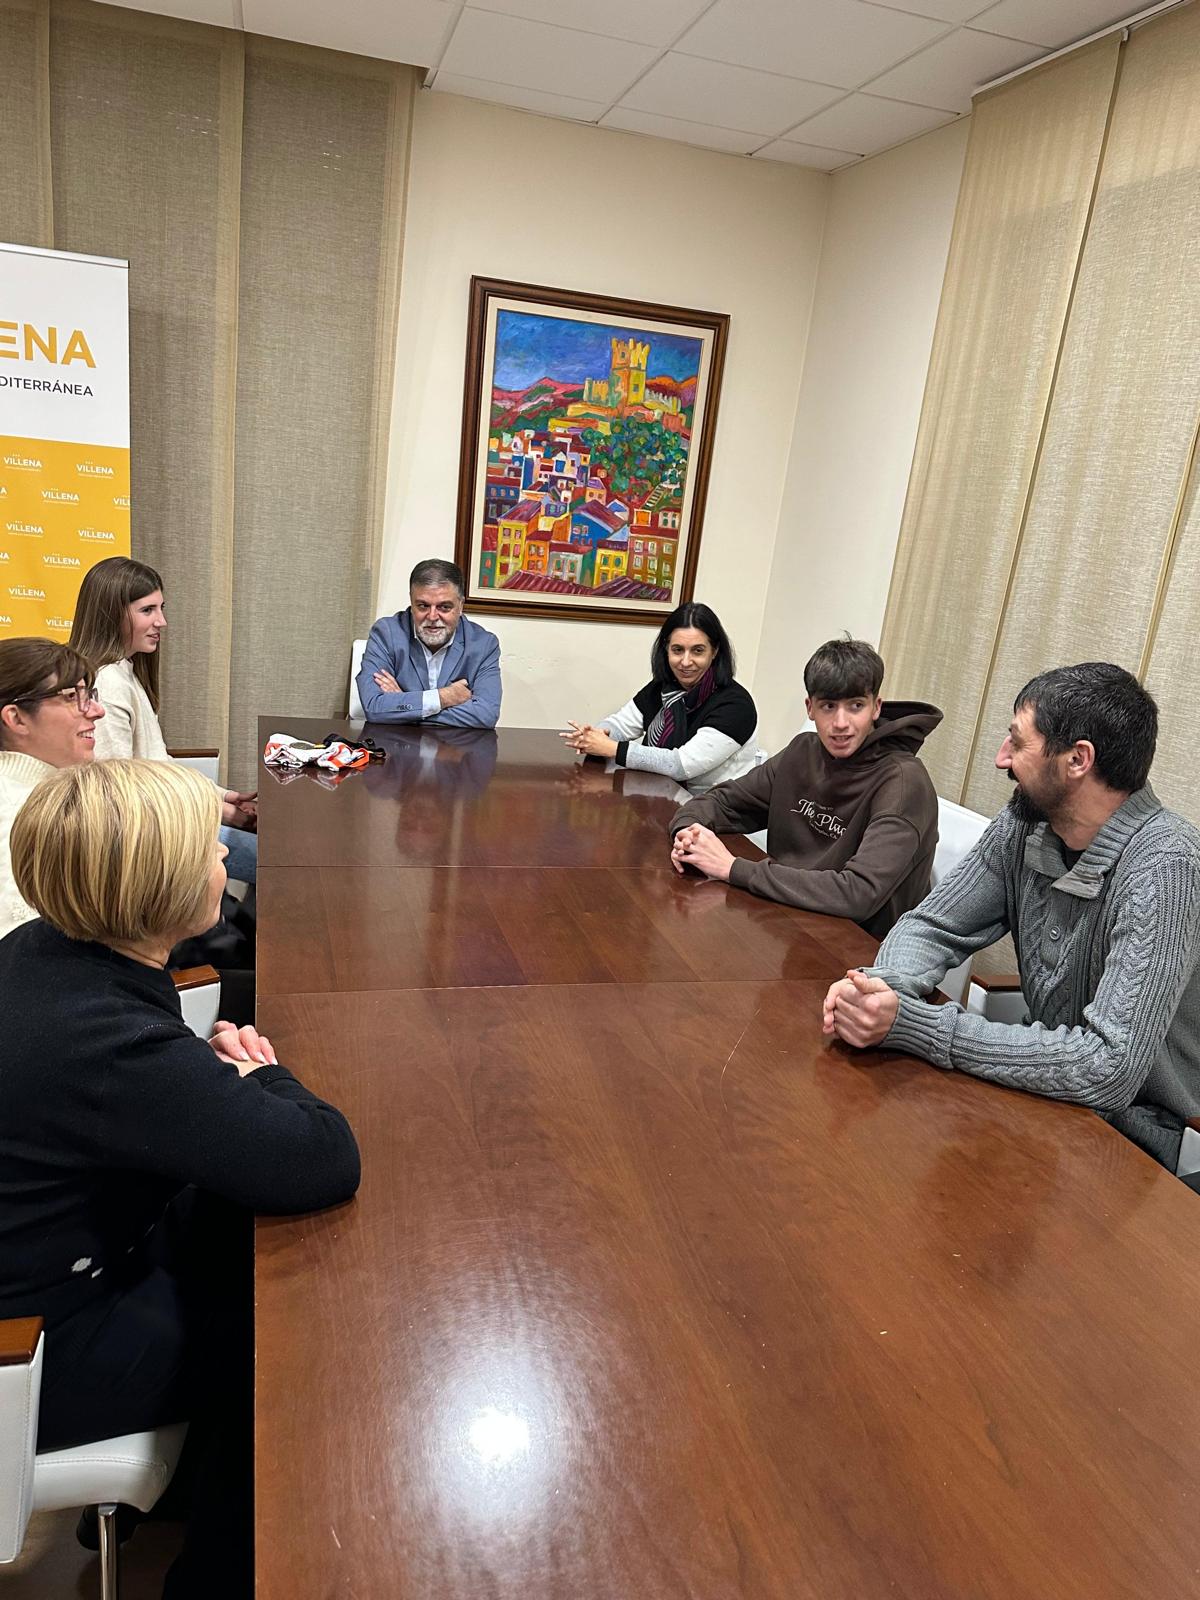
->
xmin=1068 ymin=739 xmax=1096 ymax=778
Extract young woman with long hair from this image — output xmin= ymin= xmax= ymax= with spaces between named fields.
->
xmin=562 ymin=601 xmax=762 ymax=793
xmin=69 ymin=556 xmax=258 ymax=882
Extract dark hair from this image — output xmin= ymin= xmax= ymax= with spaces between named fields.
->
xmin=1014 ymin=661 xmax=1157 ymax=793
xmin=650 ymin=602 xmax=735 ymax=689
xmin=0 ymin=638 xmax=94 ymax=749
xmin=804 ymin=637 xmax=884 ymax=701
xmin=409 ymin=559 xmax=465 ymax=596
xmin=69 ymin=556 xmax=164 ymax=711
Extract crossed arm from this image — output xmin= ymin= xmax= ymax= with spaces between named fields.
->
xmin=356 ymin=628 xmax=502 ymax=728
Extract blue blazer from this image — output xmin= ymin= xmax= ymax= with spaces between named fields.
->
xmin=356 ymin=610 xmax=502 ymax=728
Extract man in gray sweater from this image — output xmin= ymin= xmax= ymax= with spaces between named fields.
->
xmin=824 ymin=661 xmax=1200 ymax=1170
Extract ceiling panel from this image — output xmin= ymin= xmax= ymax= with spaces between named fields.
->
xmin=620 ymin=52 xmax=843 ymax=137
xmin=866 ymin=25 xmax=1044 ymax=109
xmin=753 ymin=137 xmax=861 ymax=170
xmin=243 ymin=0 xmax=456 ymax=63
xmin=440 ymin=8 xmax=656 ymax=101
xmin=866 ymin=0 xmax=995 ymax=21
xmin=970 ymin=0 xmax=1140 ymax=48
xmin=600 ymin=106 xmax=765 ymax=154
xmin=432 ymin=71 xmax=608 ymax=122
xmin=675 ymin=0 xmax=948 ymax=90
xmin=467 ymin=0 xmax=711 ymax=49
xmin=788 ymin=91 xmax=958 ymax=153
xmin=108 ymin=0 xmax=240 ymax=23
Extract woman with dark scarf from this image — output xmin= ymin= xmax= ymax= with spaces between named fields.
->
xmin=562 ymin=602 xmax=762 ymax=793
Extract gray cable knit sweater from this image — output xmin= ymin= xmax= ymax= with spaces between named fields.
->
xmin=866 ymin=785 xmax=1200 ymax=1168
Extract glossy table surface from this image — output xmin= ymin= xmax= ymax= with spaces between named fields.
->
xmin=254 ymin=719 xmax=1200 ymax=1600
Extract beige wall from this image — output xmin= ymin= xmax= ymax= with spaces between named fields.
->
xmin=752 ymin=117 xmax=970 ymax=753
xmin=379 ymin=90 xmax=828 ymax=729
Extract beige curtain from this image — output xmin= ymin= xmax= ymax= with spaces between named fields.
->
xmin=879 ymin=36 xmax=1122 ymax=798
xmin=881 ymin=0 xmax=1200 ymax=827
xmin=1 ymin=0 xmax=415 ymax=785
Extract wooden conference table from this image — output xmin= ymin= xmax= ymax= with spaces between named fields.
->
xmin=254 ymin=719 xmax=1200 ymax=1600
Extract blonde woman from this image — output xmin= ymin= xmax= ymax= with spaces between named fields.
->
xmin=2 ymin=760 xmax=359 ymax=1598
xmin=69 ymin=555 xmax=258 ymax=883
xmin=0 ymin=638 xmax=105 ymax=935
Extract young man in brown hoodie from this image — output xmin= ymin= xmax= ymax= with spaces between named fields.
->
xmin=669 ymin=638 xmax=941 ymax=939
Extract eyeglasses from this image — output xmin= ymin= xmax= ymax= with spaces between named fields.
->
xmin=9 ymin=683 xmax=100 ymax=713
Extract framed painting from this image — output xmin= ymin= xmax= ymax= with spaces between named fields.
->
xmin=455 ymin=277 xmax=729 ymax=625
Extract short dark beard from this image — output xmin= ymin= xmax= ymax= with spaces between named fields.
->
xmin=1007 ymin=784 xmax=1048 ymax=826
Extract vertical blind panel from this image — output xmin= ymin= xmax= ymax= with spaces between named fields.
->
xmin=878 ymin=38 xmax=1120 ymax=800
xmin=961 ymin=4 xmax=1200 ymax=816
xmin=227 ymin=39 xmax=412 ymax=788
xmin=48 ymin=0 xmax=242 ymax=756
xmin=1144 ymin=464 xmax=1200 ymax=827
xmin=0 ymin=0 xmax=52 ymax=249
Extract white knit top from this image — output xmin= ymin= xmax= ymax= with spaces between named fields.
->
xmin=92 ymin=658 xmax=173 ymax=763
xmin=92 ymin=659 xmax=223 ymax=798
xmin=0 ymin=751 xmax=55 ymax=935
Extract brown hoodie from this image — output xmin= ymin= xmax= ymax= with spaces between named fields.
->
xmin=670 ymin=701 xmax=942 ymax=939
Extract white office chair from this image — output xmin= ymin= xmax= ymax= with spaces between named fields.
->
xmin=1177 ymin=1122 xmax=1200 ymax=1184
xmin=348 ymin=638 xmax=367 ymax=721
xmin=0 ymin=1319 xmax=187 ymax=1599
xmin=171 ymin=965 xmax=221 ymax=1038
xmin=932 ymin=797 xmax=991 ymax=1004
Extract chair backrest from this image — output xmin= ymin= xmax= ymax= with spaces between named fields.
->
xmin=348 ymin=639 xmax=367 ymax=720
xmin=170 ymin=750 xmax=220 ymax=784
xmin=933 ymin=797 xmax=990 ymax=887
xmin=933 ymin=798 xmax=991 ymax=1005
xmin=0 ymin=1322 xmax=43 ymax=1564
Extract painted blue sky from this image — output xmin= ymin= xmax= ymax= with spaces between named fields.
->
xmin=494 ymin=310 xmax=702 ymax=390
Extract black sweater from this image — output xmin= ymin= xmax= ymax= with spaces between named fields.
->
xmin=0 ymin=919 xmax=360 ymax=1320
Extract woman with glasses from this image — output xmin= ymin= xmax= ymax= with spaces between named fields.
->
xmin=0 ymin=637 xmax=104 ymax=935
xmin=2 ymin=758 xmax=360 ymax=1597
xmin=69 ymin=556 xmax=258 ymax=884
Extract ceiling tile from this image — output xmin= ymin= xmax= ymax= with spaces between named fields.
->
xmin=787 ymin=91 xmax=957 ymax=153
xmin=431 ymin=71 xmax=608 ymax=122
xmin=866 ymin=26 xmax=1044 ymax=109
xmin=106 ymin=0 xmax=240 ymax=23
xmin=440 ymin=8 xmax=657 ymax=101
xmin=754 ymin=138 xmax=861 ymax=171
xmin=600 ymin=106 xmax=764 ymax=154
xmin=468 ymin=0 xmax=711 ymax=49
xmin=675 ymin=0 xmax=948 ymax=90
xmin=242 ymin=0 xmax=456 ymax=64
xmin=620 ymin=53 xmax=842 ymax=138
xmin=970 ymin=0 xmax=1139 ymax=49
xmin=863 ymin=0 xmax=995 ymax=21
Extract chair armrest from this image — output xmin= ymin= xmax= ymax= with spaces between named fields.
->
xmin=971 ymin=972 xmax=1023 ymax=993
xmin=171 ymin=965 xmax=221 ymax=992
xmin=0 ymin=1318 xmax=42 ymax=1366
xmin=1188 ymin=1118 xmax=1200 ymax=1135
xmin=167 ymin=748 xmax=220 ymax=759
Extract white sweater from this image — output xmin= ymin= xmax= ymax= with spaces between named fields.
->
xmin=0 ymin=751 xmax=55 ymax=935
xmin=92 ymin=658 xmax=174 ymax=763
xmin=92 ymin=659 xmax=223 ymax=797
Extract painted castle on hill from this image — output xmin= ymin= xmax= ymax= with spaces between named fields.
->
xmin=479 ymin=312 xmax=702 ymax=602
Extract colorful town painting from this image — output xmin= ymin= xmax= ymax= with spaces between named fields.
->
xmin=457 ymin=284 xmax=728 ymax=622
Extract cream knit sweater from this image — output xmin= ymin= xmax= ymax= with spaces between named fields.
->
xmin=92 ymin=659 xmax=224 ymax=798
xmin=0 ymin=750 xmax=55 ymax=935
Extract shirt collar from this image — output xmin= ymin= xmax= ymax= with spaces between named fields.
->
xmin=1022 ymin=784 xmax=1162 ymax=899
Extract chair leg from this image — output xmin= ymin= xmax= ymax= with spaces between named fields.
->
xmin=97 ymin=1503 xmax=120 ymax=1600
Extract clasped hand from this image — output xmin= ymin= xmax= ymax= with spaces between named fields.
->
xmin=221 ymin=791 xmax=257 ymax=832
xmin=670 ymin=823 xmax=735 ymax=882
xmin=821 ymin=970 xmax=899 ymax=1047
xmin=560 ymin=721 xmax=617 ymax=759
xmin=209 ymin=1019 xmax=278 ymax=1076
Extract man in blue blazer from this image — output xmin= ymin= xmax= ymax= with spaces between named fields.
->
xmin=357 ymin=558 xmax=502 ymax=728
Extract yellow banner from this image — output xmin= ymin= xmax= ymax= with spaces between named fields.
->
xmin=0 ymin=435 xmax=131 ymax=639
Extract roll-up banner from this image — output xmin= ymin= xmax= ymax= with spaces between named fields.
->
xmin=0 ymin=241 xmax=131 ymax=641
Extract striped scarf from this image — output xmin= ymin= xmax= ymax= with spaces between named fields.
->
xmin=646 ymin=667 xmax=716 ymax=748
